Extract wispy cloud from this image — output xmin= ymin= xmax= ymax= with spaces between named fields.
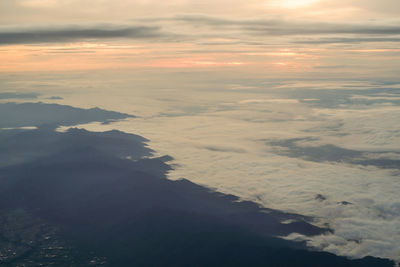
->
xmin=2 ymin=15 xmax=400 ymax=45
xmin=0 ymin=25 xmax=166 ymax=45
xmin=170 ymin=15 xmax=400 ymax=35
xmin=296 ymin=37 xmax=400 ymax=44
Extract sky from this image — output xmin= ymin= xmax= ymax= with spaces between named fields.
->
xmin=1 ymin=0 xmax=400 ymax=263
xmin=0 ymin=0 xmax=400 ymax=78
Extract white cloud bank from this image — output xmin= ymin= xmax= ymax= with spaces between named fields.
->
xmin=4 ymin=71 xmax=400 ymax=263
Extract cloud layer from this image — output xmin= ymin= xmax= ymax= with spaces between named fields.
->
xmin=1 ymin=16 xmax=400 ymax=45
xmin=18 ymin=71 xmax=398 ymax=262
xmin=0 ymin=25 xmax=164 ymax=45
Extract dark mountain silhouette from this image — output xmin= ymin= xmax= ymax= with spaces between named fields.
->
xmin=0 ymin=92 xmax=38 ymax=100
xmin=0 ymin=102 xmax=134 ymax=129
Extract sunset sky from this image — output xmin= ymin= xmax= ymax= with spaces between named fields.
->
xmin=1 ymin=0 xmax=400 ymax=78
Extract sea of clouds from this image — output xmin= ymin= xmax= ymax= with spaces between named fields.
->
xmin=3 ymin=72 xmax=400 ymax=262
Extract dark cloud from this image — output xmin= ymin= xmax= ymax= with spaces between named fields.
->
xmin=1 ymin=16 xmax=400 ymax=45
xmin=46 ymin=96 xmax=63 ymax=100
xmin=167 ymin=15 xmax=400 ymax=45
xmin=201 ymin=145 xmax=246 ymax=153
xmin=295 ymin=37 xmax=400 ymax=44
xmin=0 ymin=25 xmax=165 ymax=45
xmin=171 ymin=15 xmax=400 ymax=36
xmin=244 ymin=24 xmax=400 ymax=36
